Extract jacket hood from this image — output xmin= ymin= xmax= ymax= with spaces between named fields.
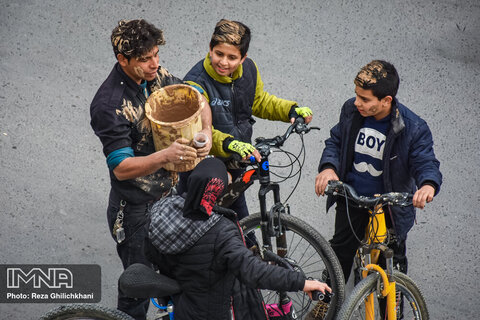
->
xmin=149 ymin=194 xmax=221 ymax=254
xmin=149 ymin=158 xmax=229 ymax=254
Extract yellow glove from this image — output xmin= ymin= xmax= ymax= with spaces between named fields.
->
xmin=289 ymin=106 xmax=313 ymax=121
xmin=293 ymin=106 xmax=313 ymax=118
xmin=227 ymin=140 xmax=256 ymax=158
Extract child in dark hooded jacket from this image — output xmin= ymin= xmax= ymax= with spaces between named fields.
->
xmin=145 ymin=157 xmax=330 ymax=320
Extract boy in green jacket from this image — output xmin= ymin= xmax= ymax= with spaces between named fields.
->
xmin=179 ymin=19 xmax=313 ymax=221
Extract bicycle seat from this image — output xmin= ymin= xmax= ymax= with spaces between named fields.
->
xmin=118 ymin=263 xmax=181 ymax=299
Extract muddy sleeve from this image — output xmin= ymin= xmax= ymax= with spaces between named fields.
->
xmin=90 ymin=100 xmax=132 ymax=158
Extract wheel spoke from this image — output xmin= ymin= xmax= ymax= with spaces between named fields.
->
xmin=240 ymin=212 xmax=345 ymax=319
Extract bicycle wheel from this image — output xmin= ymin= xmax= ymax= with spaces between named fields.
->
xmin=240 ymin=212 xmax=345 ymax=320
xmin=336 ymin=270 xmax=429 ymax=320
xmin=40 ymin=304 xmax=134 ymax=320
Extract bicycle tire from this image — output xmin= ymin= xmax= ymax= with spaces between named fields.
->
xmin=240 ymin=212 xmax=345 ymax=320
xmin=336 ymin=270 xmax=429 ymax=320
xmin=40 ymin=304 xmax=134 ymax=320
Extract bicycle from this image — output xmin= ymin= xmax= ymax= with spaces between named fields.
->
xmin=41 ymin=120 xmax=344 ymax=320
xmin=217 ymin=118 xmax=345 ymax=319
xmin=41 ymin=252 xmax=333 ymax=320
xmin=40 ymin=303 xmax=134 ymax=320
xmin=324 ymin=180 xmax=429 ymax=320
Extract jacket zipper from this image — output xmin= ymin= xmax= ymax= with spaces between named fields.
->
xmin=231 ymin=81 xmax=237 ymax=126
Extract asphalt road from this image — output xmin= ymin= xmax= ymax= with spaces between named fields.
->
xmin=1 ymin=0 xmax=479 ymax=319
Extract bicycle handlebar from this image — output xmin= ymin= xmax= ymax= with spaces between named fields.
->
xmin=255 ymin=117 xmax=318 ymax=150
xmin=228 ymin=118 xmax=319 ymax=164
xmin=325 ymin=180 xmax=413 ymax=207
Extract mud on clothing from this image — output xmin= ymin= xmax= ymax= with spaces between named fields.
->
xmin=90 ymin=63 xmax=183 ymax=320
xmin=90 ymin=62 xmax=183 ymax=204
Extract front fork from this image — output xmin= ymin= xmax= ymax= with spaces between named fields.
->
xmin=258 ymin=182 xmax=288 ymax=257
xmin=362 ymin=249 xmax=397 ymax=320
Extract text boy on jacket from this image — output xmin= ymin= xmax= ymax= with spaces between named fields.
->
xmin=314 ymin=60 xmax=442 ymax=284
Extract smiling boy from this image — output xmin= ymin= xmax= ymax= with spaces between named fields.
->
xmin=180 ymin=19 xmax=313 ymax=221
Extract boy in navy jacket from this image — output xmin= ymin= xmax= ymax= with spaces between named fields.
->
xmin=315 ymin=59 xmax=442 ymax=288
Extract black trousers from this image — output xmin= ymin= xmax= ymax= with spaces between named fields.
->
xmin=329 ymin=201 xmax=408 ymax=282
xmin=107 ymin=190 xmax=152 ymax=320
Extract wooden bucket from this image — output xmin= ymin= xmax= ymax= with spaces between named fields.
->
xmin=145 ymin=84 xmax=205 ymax=172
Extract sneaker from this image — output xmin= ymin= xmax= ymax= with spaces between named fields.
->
xmin=304 ymin=300 xmax=329 ymax=320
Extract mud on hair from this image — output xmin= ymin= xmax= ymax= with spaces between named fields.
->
xmin=210 ymin=19 xmax=251 ymax=58
xmin=111 ymin=19 xmax=165 ymax=60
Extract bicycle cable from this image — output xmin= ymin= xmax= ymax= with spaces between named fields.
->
xmin=343 ymin=184 xmax=364 ymax=244
xmin=273 ymin=134 xmax=306 ymax=203
xmin=284 ymin=134 xmax=307 ymax=203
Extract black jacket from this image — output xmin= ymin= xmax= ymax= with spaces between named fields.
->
xmin=146 ymin=196 xmax=305 ymax=320
xmin=90 ymin=63 xmax=183 ymax=204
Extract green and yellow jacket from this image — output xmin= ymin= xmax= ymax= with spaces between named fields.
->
xmin=184 ymin=53 xmax=297 ymax=158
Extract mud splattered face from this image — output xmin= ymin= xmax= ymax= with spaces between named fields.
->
xmin=209 ymin=43 xmax=246 ymax=77
xmin=118 ymin=47 xmax=159 ymax=84
xmin=354 ymin=86 xmax=391 ymax=120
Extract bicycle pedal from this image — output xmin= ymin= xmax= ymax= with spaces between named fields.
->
xmin=305 ymin=300 xmax=329 ymax=320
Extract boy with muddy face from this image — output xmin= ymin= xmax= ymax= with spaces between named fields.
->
xmin=179 ymin=19 xmax=313 ymax=222
xmin=90 ymin=19 xmax=212 ymax=320
xmin=311 ymin=60 xmax=442 ymax=319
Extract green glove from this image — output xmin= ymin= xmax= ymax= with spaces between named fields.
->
xmin=227 ymin=140 xmax=256 ymax=158
xmin=293 ymin=106 xmax=313 ymax=118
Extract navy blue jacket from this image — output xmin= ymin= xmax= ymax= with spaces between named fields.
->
xmin=320 ymin=98 xmax=442 ymax=240
xmin=185 ymin=57 xmax=257 ymax=144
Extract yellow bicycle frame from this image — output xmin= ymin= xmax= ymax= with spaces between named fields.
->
xmin=360 ymin=204 xmax=398 ymax=320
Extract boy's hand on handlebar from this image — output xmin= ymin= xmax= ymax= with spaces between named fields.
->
xmin=413 ymin=184 xmax=435 ymax=209
xmin=249 ymin=149 xmax=262 ymax=162
xmin=227 ymin=140 xmax=261 ymax=162
xmin=315 ymin=169 xmax=339 ymax=196
xmin=289 ymin=106 xmax=313 ymax=124
xmin=303 ymin=280 xmax=331 ymax=300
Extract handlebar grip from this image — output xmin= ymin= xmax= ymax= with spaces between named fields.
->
xmin=312 ymin=290 xmax=332 ymax=303
xmin=295 ymin=117 xmax=305 ymax=124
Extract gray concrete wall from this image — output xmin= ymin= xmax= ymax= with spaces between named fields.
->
xmin=1 ymin=0 xmax=479 ymax=318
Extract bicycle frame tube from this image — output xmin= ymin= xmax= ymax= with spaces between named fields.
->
xmin=366 ymin=205 xmax=388 ymax=265
xmin=362 ymin=205 xmax=397 ymax=320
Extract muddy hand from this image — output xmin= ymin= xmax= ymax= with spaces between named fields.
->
xmin=171 ymin=138 xmax=197 ymax=164
xmin=194 ymin=130 xmax=212 ymax=157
